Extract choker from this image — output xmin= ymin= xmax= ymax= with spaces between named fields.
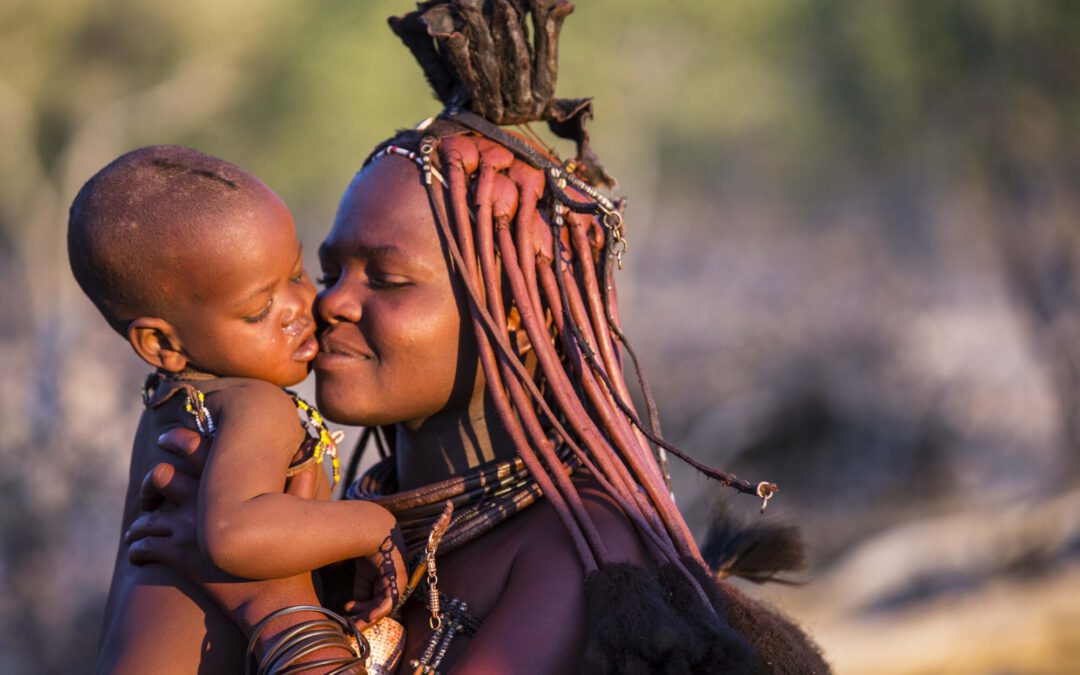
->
xmin=346 ymin=443 xmax=578 ymax=559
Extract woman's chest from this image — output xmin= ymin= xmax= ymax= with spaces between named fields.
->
xmin=394 ymin=511 xmax=529 ymax=671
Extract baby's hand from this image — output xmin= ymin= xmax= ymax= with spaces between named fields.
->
xmin=344 ymin=525 xmax=407 ymax=627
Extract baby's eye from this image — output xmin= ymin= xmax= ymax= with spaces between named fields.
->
xmin=289 ymin=269 xmax=305 ymax=283
xmin=244 ymin=299 xmax=273 ymax=323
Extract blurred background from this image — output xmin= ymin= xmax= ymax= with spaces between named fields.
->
xmin=3 ymin=1 xmax=1080 ymax=672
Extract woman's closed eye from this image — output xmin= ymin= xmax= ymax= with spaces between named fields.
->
xmin=368 ymin=274 xmax=410 ymax=290
xmin=315 ymin=269 xmax=410 ymax=290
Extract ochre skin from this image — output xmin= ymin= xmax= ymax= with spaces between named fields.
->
xmin=317 ymin=157 xmax=511 ymax=488
xmin=97 ymin=186 xmax=404 ymax=674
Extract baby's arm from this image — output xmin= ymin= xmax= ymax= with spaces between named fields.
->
xmin=198 ymin=380 xmax=395 ymax=579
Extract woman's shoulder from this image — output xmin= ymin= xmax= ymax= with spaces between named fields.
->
xmin=516 ymin=472 xmax=652 ymax=567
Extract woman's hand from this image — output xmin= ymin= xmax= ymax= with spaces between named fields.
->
xmin=343 ymin=526 xmax=408 ymax=627
xmin=125 ymin=427 xmax=207 ymax=572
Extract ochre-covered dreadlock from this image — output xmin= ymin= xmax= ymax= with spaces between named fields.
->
xmin=355 ymin=1 xmax=779 ymax=605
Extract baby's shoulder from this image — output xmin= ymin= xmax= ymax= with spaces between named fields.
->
xmin=203 ymin=377 xmax=298 ymax=418
xmin=202 ymin=378 xmax=312 ymax=452
xmin=207 ymin=376 xmax=291 ymax=399
xmin=142 ymin=373 xmax=298 ymax=429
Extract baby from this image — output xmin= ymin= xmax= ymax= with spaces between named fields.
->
xmin=70 ymin=146 xmax=403 ymax=673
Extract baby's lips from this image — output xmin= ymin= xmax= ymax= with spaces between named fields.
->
xmin=292 ymin=334 xmax=319 ymax=362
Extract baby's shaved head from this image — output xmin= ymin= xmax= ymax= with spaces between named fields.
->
xmin=68 ymin=145 xmax=267 ymax=333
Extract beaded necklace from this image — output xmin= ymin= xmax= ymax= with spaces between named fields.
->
xmin=141 ymin=371 xmax=342 ymax=487
xmin=346 ymin=442 xmax=577 ymax=559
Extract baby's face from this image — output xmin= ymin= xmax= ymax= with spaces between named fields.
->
xmin=170 ymin=191 xmax=318 ymax=387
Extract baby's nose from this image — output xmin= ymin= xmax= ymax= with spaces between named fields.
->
xmin=282 ymin=314 xmax=311 ymax=337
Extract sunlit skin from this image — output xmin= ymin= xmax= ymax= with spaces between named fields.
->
xmin=163 ymin=192 xmax=320 ymax=386
xmin=124 ymin=156 xmax=653 ymax=673
xmin=315 ymin=158 xmax=474 ymax=428
xmin=97 ymin=185 xmax=405 ymax=675
xmin=316 ymin=156 xmax=519 ymax=489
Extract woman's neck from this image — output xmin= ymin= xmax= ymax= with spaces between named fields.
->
xmin=393 ymin=391 xmax=518 ymax=490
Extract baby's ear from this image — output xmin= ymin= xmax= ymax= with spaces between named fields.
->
xmin=128 ymin=318 xmax=188 ymax=373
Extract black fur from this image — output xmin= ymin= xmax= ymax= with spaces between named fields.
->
xmin=689 ymin=561 xmax=831 ymax=675
xmin=701 ymin=517 xmax=807 ymax=584
xmin=583 ymin=558 xmax=830 ymax=674
xmin=583 ymin=563 xmax=755 ymax=674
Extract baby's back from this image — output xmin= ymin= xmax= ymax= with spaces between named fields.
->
xmin=97 ymin=392 xmax=244 ymax=674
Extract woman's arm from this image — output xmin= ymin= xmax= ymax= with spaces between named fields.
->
xmin=196 ymin=380 xmax=401 ymax=580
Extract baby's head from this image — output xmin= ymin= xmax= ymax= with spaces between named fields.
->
xmin=68 ymin=145 xmax=317 ymax=387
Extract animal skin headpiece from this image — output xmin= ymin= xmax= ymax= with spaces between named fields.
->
xmin=389 ymin=0 xmax=616 ymax=188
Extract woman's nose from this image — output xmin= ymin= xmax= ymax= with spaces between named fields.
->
xmin=316 ymin=276 xmax=362 ymax=325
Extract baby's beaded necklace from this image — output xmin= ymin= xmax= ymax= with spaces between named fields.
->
xmin=141 ymin=371 xmax=341 ymax=487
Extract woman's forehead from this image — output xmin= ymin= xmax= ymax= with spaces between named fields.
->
xmin=324 ymin=156 xmax=441 ymax=257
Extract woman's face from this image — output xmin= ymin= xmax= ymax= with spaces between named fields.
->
xmin=313 ymin=156 xmax=476 ymax=427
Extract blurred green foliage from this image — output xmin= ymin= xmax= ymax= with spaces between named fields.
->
xmin=4 ymin=0 xmax=1078 ymax=234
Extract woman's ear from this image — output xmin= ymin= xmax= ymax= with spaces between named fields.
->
xmin=127 ymin=318 xmax=188 ymax=373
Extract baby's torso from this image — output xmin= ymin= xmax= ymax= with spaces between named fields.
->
xmin=99 ymin=375 xmax=335 ymax=673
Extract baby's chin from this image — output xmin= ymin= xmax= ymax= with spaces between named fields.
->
xmin=260 ymin=361 xmax=314 ymax=389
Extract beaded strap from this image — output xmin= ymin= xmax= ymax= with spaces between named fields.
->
xmin=370 ymin=145 xmax=448 ymax=188
xmin=290 ymin=393 xmax=341 ymax=487
xmin=142 ymin=373 xmax=216 ymax=436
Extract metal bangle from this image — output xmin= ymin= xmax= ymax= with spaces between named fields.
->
xmin=246 ymin=605 xmax=369 ymax=675
xmin=271 ymin=632 xmax=354 ymax=674
xmin=260 ymin=620 xmax=343 ymax=673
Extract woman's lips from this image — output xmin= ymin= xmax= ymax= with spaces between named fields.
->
xmin=315 ymin=331 xmax=372 ymax=368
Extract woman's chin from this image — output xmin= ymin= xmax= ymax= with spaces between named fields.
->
xmin=315 ymin=375 xmax=392 ymax=427
xmin=315 ymin=389 xmax=365 ymax=426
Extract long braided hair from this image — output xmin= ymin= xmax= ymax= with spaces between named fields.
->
xmin=344 ymin=6 xmax=834 ymax=671
xmin=348 ymin=0 xmax=784 ymax=604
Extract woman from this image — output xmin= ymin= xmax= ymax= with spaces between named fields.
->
xmin=126 ymin=2 xmax=829 ymax=672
